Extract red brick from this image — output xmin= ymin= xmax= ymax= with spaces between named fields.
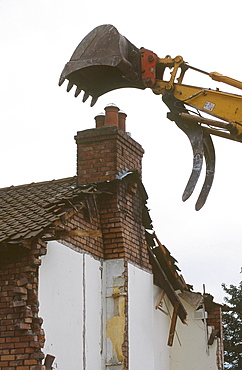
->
xmin=24 ymin=359 xmax=38 ymax=365
xmin=14 ymin=287 xmax=28 ymax=295
xmin=15 ymin=323 xmax=31 ymax=330
xmin=10 ymin=301 xmax=26 ymax=308
xmin=1 ymin=354 xmax=15 ymax=361
xmin=9 ymin=360 xmax=24 ymax=366
xmin=14 ymin=342 xmax=29 ymax=348
xmin=16 ymin=278 xmax=28 ymax=287
xmin=6 ymin=336 xmax=20 ymax=343
xmin=11 ymin=348 xmax=25 ymax=354
xmin=0 ymin=362 xmax=8 ymax=367
xmin=16 ymin=354 xmax=29 ymax=360
xmin=0 ymin=349 xmax=10 ymax=355
xmin=30 ymin=341 xmax=40 ymax=348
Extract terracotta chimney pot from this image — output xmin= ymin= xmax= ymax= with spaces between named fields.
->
xmin=95 ymin=113 xmax=105 ymax=128
xmin=118 ymin=110 xmax=127 ymax=131
xmin=104 ymin=103 xmax=119 ymax=127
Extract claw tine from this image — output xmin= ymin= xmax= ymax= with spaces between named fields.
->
xmin=195 ymin=132 xmax=215 ymax=211
xmin=90 ymin=96 xmax=98 ymax=107
xmin=175 ymin=121 xmax=204 ymax=201
xmin=182 ymin=153 xmax=203 ymax=201
xmin=82 ymin=91 xmax=89 ymax=103
xmin=75 ymin=87 xmax=82 ymax=98
xmin=162 ymin=94 xmax=204 ymax=203
xmin=59 ymin=76 xmax=65 ymax=86
xmin=67 ymin=81 xmax=74 ymax=92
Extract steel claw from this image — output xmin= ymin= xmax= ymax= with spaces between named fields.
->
xmin=163 ymin=93 xmax=216 ymax=210
xmin=195 ymin=131 xmax=215 ymax=211
xmin=176 ymin=119 xmax=204 ymax=202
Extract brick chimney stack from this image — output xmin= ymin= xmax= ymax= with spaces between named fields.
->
xmin=75 ymin=104 xmax=144 ymax=185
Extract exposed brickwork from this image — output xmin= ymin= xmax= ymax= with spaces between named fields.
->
xmin=0 ymin=241 xmax=46 ymax=370
xmin=75 ymin=123 xmax=151 ymax=270
xmin=60 ymin=204 xmax=104 ymax=260
xmin=75 ymin=126 xmax=144 ymax=185
xmin=99 ymin=181 xmax=151 ymax=270
xmin=207 ymin=306 xmax=223 ymax=369
xmin=207 ymin=306 xmax=223 ymax=333
xmin=56 ymin=180 xmax=151 ymax=270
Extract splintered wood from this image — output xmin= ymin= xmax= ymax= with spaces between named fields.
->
xmin=155 ymin=290 xmax=168 ymax=315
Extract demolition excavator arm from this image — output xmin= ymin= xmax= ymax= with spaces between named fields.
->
xmin=59 ymin=24 xmax=242 ymax=210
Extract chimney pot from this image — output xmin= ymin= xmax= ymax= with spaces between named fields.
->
xmin=95 ymin=113 xmax=105 ymax=128
xmin=104 ymin=103 xmax=119 ymax=127
xmin=118 ymin=110 xmax=127 ymax=131
xmin=75 ymin=104 xmax=144 ymax=185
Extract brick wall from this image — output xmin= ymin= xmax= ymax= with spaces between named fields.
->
xmin=75 ymin=105 xmax=150 ymax=269
xmin=0 ymin=241 xmax=46 ymax=370
xmin=207 ymin=306 xmax=224 ymax=369
xmin=61 ymin=206 xmax=104 ymax=260
xmin=59 ymin=179 xmax=151 ymax=270
xmin=99 ymin=181 xmax=150 ymax=269
xmin=75 ymin=125 xmax=144 ymax=185
xmin=207 ymin=306 xmax=223 ymax=334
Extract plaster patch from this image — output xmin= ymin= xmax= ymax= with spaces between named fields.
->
xmin=106 ymin=288 xmax=125 ymax=363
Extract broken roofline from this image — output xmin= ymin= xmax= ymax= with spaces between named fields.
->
xmin=0 ymin=167 xmax=187 ymax=281
xmin=0 ymin=167 xmax=188 ymax=282
xmin=0 ymin=167 xmax=191 ymax=331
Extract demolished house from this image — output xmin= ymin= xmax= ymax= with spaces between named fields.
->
xmin=0 ymin=104 xmax=223 ymax=370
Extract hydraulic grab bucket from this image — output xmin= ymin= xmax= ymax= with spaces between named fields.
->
xmin=59 ymin=24 xmax=145 ymax=106
xmin=59 ymin=24 xmax=219 ymax=210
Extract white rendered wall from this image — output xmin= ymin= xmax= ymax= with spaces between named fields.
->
xmin=170 ymin=297 xmax=218 ymax=370
xmin=153 ymin=285 xmax=171 ymax=370
xmin=128 ymin=263 xmax=170 ymax=370
xmin=128 ymin=263 xmax=218 ymax=370
xmin=39 ymin=241 xmax=102 ymax=370
xmin=39 ymin=247 xmax=218 ymax=370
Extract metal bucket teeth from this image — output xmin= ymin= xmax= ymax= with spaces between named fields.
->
xmin=59 ymin=24 xmax=145 ymax=101
xmin=74 ymin=87 xmax=82 ymax=97
xmin=82 ymin=91 xmax=89 ymax=103
xmin=66 ymin=81 xmax=74 ymax=92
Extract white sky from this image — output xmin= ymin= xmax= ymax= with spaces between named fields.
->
xmin=1 ymin=0 xmax=242 ymax=303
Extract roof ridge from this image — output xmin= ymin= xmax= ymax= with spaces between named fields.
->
xmin=0 ymin=176 xmax=77 ymax=192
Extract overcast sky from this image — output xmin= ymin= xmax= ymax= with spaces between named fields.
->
xmin=1 ymin=0 xmax=242 ymax=303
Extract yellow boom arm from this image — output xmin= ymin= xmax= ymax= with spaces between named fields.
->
xmin=146 ymin=54 xmax=242 ymax=140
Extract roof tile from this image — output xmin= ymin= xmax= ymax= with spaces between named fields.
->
xmin=0 ymin=176 xmax=79 ymax=244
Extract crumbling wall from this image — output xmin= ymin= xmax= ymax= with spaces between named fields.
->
xmin=0 ymin=240 xmax=46 ymax=370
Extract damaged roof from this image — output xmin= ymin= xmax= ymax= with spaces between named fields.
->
xmin=0 ymin=171 xmax=145 ymax=245
xmin=0 ymin=172 xmax=185 ymax=287
xmin=0 ymin=176 xmax=80 ymax=244
xmin=0 ymin=172 xmax=190 ymax=318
